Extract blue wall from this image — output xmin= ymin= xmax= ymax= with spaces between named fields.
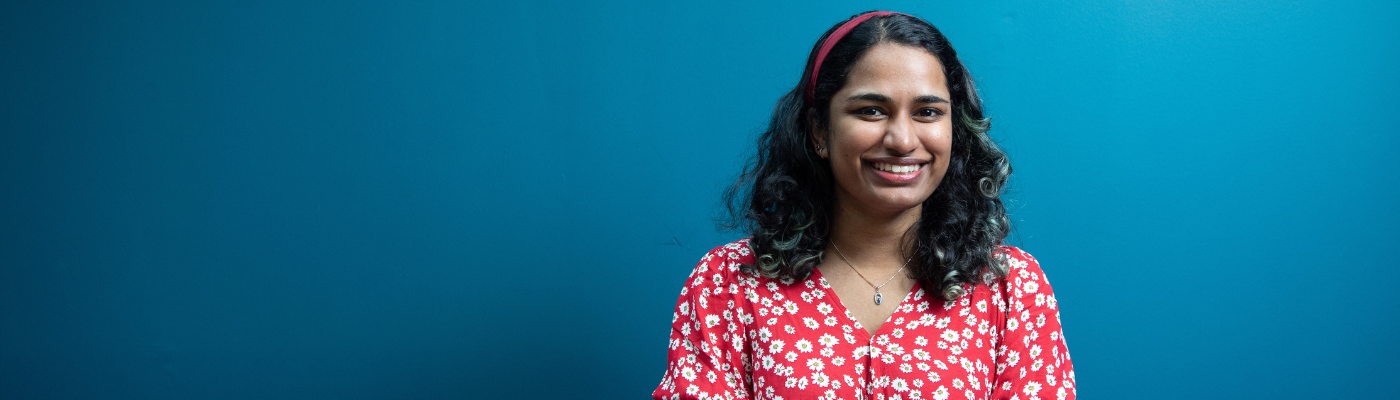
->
xmin=3 ymin=0 xmax=1397 ymax=398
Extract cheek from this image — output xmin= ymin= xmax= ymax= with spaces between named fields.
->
xmin=926 ymin=126 xmax=954 ymax=157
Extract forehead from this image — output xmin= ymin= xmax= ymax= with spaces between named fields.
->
xmin=840 ymin=43 xmax=948 ymax=98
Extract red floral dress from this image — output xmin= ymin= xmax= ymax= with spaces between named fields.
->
xmin=653 ymin=239 xmax=1075 ymax=400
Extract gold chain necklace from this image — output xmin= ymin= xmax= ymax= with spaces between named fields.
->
xmin=831 ymin=242 xmax=912 ymax=305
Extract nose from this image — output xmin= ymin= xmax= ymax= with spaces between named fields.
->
xmin=883 ymin=116 xmax=918 ymax=155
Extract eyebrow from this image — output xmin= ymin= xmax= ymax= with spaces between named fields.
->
xmin=846 ymin=93 xmax=949 ymax=104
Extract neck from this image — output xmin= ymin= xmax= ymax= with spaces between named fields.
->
xmin=828 ymin=201 xmax=922 ymax=269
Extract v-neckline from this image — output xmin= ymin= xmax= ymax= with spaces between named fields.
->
xmin=811 ymin=268 xmax=922 ymax=339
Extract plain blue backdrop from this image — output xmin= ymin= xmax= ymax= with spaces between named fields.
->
xmin=2 ymin=0 xmax=1397 ymax=398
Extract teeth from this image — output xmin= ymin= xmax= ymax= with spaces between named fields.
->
xmin=873 ymin=162 xmax=923 ymax=174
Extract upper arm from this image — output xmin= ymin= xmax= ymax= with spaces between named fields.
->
xmin=653 ymin=245 xmax=753 ymax=400
xmin=989 ymin=247 xmax=1076 ymax=400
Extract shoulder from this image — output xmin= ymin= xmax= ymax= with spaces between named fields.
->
xmin=691 ymin=238 xmax=756 ymax=274
xmin=995 ymin=246 xmax=1057 ymax=292
xmin=996 ymin=245 xmax=1041 ymax=274
xmin=682 ymin=238 xmax=758 ymax=291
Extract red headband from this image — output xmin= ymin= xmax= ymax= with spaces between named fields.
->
xmin=805 ymin=11 xmax=908 ymax=102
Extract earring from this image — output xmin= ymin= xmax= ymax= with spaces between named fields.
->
xmin=814 ymin=145 xmax=823 ymax=152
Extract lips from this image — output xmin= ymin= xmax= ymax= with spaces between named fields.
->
xmin=867 ymin=159 xmax=929 ymax=184
xmin=872 ymin=162 xmax=924 ymax=174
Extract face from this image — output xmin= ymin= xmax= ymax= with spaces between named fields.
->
xmin=813 ymin=43 xmax=953 ymax=217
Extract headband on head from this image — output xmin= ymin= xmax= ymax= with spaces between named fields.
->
xmin=805 ymin=11 xmax=910 ymax=103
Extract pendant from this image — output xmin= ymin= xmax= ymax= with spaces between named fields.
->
xmin=874 ymin=291 xmax=883 ymax=305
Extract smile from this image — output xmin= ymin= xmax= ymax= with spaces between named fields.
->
xmin=871 ymin=162 xmax=925 ymax=175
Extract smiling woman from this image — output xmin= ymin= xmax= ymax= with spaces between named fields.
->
xmin=653 ymin=11 xmax=1074 ymax=400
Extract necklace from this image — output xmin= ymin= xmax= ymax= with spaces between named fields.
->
xmin=831 ymin=242 xmax=912 ymax=305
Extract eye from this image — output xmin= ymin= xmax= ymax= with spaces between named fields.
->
xmin=852 ymin=107 xmax=886 ymax=118
xmin=915 ymin=108 xmax=946 ymax=119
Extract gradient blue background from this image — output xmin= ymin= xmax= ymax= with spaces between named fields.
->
xmin=3 ymin=0 xmax=1397 ymax=398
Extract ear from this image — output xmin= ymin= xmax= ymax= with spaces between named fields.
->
xmin=807 ymin=109 xmax=829 ymax=158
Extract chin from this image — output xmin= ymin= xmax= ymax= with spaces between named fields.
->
xmin=867 ymin=190 xmax=934 ymax=213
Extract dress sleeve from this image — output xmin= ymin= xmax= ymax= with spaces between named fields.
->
xmin=989 ymin=247 xmax=1076 ymax=400
xmin=653 ymin=245 xmax=753 ymax=400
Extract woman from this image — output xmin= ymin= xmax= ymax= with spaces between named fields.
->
xmin=653 ymin=11 xmax=1074 ymax=400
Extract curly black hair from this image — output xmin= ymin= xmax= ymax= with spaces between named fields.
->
xmin=723 ymin=12 xmax=1012 ymax=300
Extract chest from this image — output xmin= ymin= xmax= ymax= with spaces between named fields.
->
xmin=738 ymin=276 xmax=1006 ymax=400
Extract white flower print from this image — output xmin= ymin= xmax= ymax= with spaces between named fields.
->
xmin=852 ymin=346 xmax=868 ymax=359
xmin=892 ymin=378 xmax=910 ymax=392
xmin=812 ymin=372 xmax=830 ymax=387
xmin=913 ymin=349 xmax=930 ymax=361
xmin=932 ymin=385 xmax=950 ymax=400
xmin=941 ymin=329 xmax=959 ymax=342
xmin=705 ymin=315 xmax=721 ymax=328
xmin=926 ymin=371 xmax=942 ymax=383
xmin=1023 ymin=381 xmax=1042 ymax=396
xmin=655 ymin=242 xmax=1074 ymax=400
xmin=795 ymin=339 xmax=814 ymax=353
xmin=1023 ymin=279 xmax=1039 ymax=293
xmin=885 ymin=343 xmax=905 ymax=355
